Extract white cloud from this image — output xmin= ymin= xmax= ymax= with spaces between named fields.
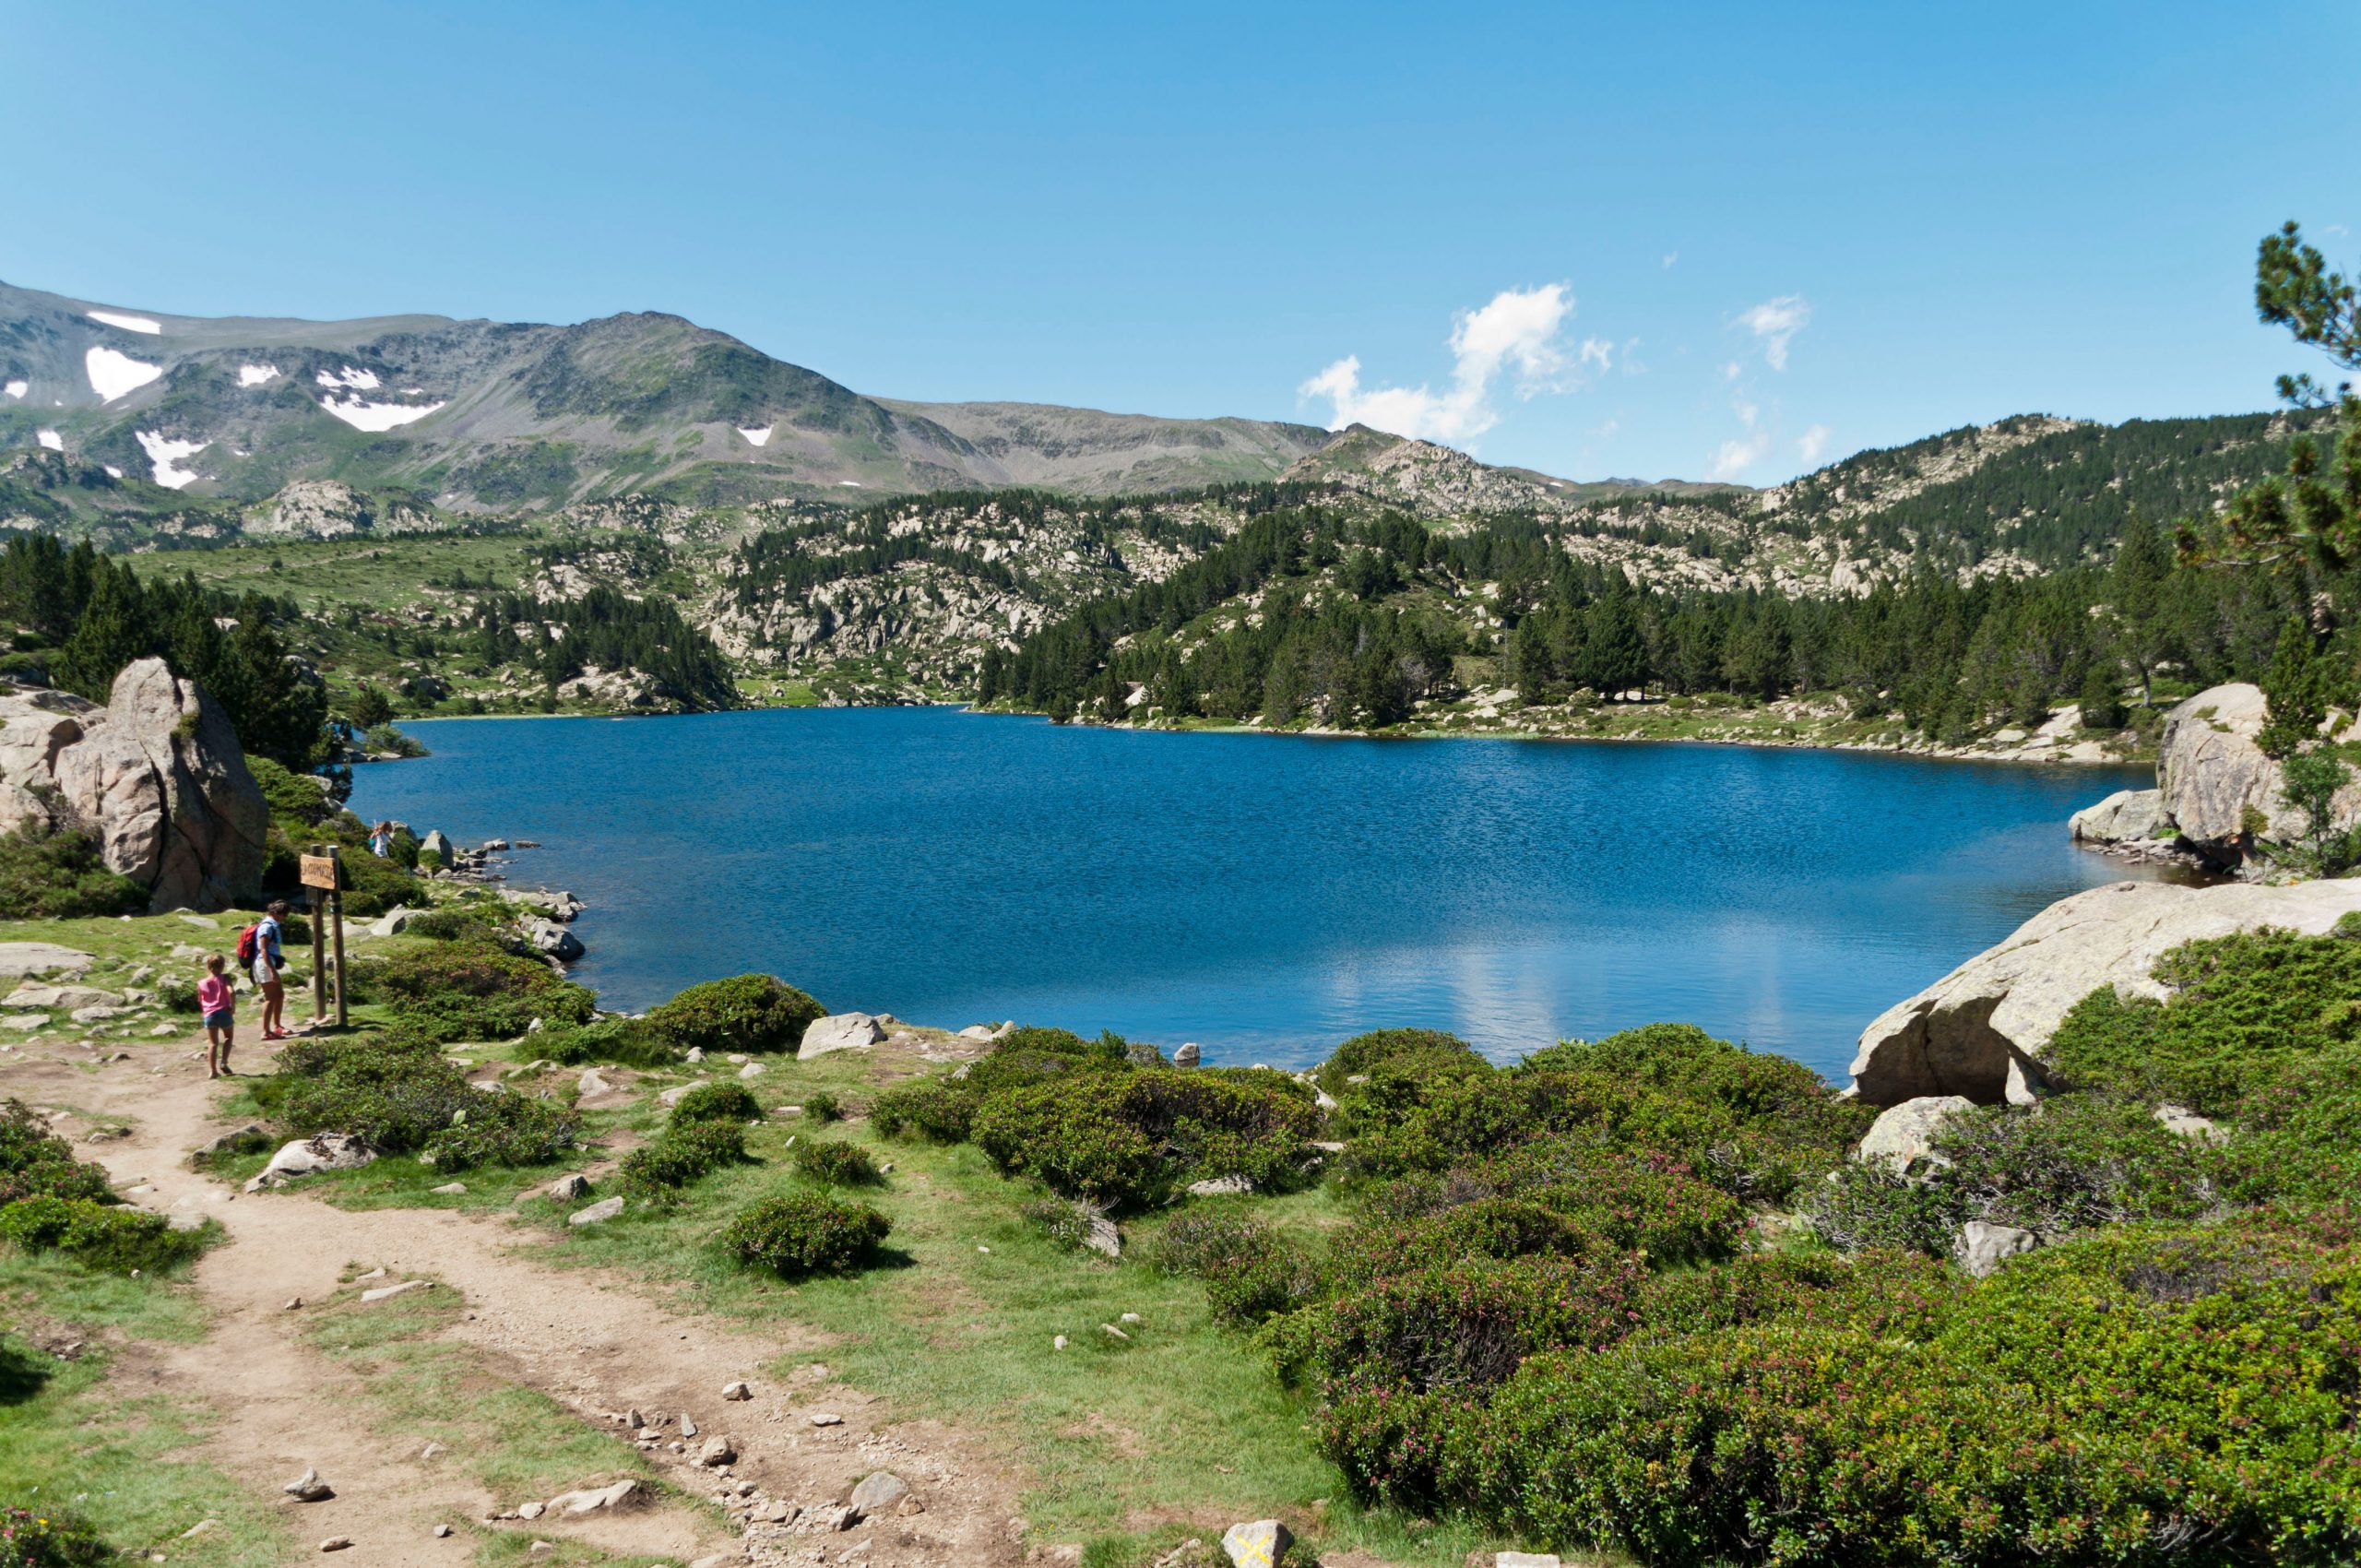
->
xmin=1797 ymin=423 xmax=1833 ymax=465
xmin=1734 ymin=294 xmax=1809 ymax=370
xmin=1299 ymin=283 xmax=1577 ymax=445
xmin=1661 ymin=251 xmax=1679 ymax=269
xmin=1707 ymin=430 xmax=1773 ymax=481
xmin=1589 ymin=417 xmax=1619 ymax=439
xmin=1722 ymin=361 xmax=1743 ymax=382
xmin=1579 ymin=337 xmax=1612 ymax=374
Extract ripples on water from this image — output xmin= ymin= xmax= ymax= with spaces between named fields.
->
xmin=350 ymin=708 xmax=2162 ymax=1082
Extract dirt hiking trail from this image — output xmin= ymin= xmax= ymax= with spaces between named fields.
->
xmin=3 ymin=1032 xmax=1031 ymax=1568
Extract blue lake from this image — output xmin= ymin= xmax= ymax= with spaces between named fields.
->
xmin=349 ymin=708 xmax=2159 ymax=1083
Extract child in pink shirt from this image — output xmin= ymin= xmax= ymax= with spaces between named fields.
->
xmin=199 ymin=954 xmax=236 ymax=1078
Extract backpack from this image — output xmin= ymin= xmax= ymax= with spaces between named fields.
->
xmin=235 ymin=922 xmax=262 ymax=967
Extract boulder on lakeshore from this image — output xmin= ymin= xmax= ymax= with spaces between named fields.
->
xmin=2068 ymin=787 xmax=2169 ymax=845
xmin=1849 ymin=879 xmax=2361 ymax=1106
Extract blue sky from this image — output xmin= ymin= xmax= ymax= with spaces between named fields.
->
xmin=5 ymin=1 xmax=2354 ymax=483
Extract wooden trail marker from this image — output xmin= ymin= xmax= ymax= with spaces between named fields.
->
xmin=302 ymin=845 xmax=349 ymax=1028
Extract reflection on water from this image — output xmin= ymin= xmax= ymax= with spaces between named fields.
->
xmin=350 ymin=708 xmax=2164 ymax=1083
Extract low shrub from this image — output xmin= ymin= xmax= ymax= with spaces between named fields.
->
xmin=0 ymin=1100 xmax=113 ymax=1206
xmin=792 ymin=1138 xmax=881 ymax=1187
xmin=801 ymin=1089 xmax=843 ymax=1123
xmin=965 ymin=1025 xmax=1131 ymax=1096
xmin=668 ymin=1082 xmax=763 ymax=1127
xmin=721 ymin=1191 xmax=889 ymax=1277
xmin=372 ymin=940 xmax=594 ymax=1043
xmin=1460 ymin=1223 xmax=2361 ymax=1566
xmin=0 ymin=819 xmax=148 ymax=919
xmin=159 ymin=974 xmax=202 ymax=1014
xmin=1023 ymin=1197 xmax=1094 ymax=1252
xmin=1150 ymin=1213 xmax=1318 ymax=1324
xmin=2047 ymin=927 xmax=2361 ymax=1114
xmin=871 ymin=1075 xmax=977 ymax=1143
xmin=644 ymin=974 xmax=822 ymax=1056
xmin=421 ymin=1090 xmax=579 ymax=1172
xmin=1 ymin=1504 xmax=112 ymax=1567
xmin=403 ymin=905 xmax=509 ymax=942
xmin=1315 ymin=1028 xmax=1478 ymax=1092
xmin=334 ymin=840 xmax=421 ymax=916
xmin=273 ymin=1033 xmax=579 ymax=1170
xmin=621 ymin=1122 xmax=747 ymax=1196
xmin=1808 ymin=1094 xmax=2224 ymax=1255
xmin=534 ymin=1017 xmax=677 ymax=1069
xmin=0 ymin=1194 xmax=208 ymax=1273
xmin=971 ymin=1071 xmax=1322 ymax=1208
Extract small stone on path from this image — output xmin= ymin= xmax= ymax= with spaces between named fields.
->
xmin=283 ymin=1467 xmax=334 ymax=1502
xmin=361 ymin=1279 xmax=428 ymax=1303
xmin=1220 ymin=1520 xmax=1292 ymax=1568
xmin=318 ymin=1538 xmax=352 ymax=1553
xmin=809 ymin=1410 xmax=843 ymax=1426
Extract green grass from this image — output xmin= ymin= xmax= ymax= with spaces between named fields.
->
xmin=0 ymin=1253 xmax=287 ymax=1566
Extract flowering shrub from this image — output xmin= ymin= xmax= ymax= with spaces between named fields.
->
xmin=371 ymin=940 xmax=594 ymax=1042
xmin=0 ymin=1507 xmax=110 ymax=1568
xmin=1149 ymin=1213 xmax=1319 ymax=1324
xmin=0 ymin=1100 xmax=112 ymax=1206
xmin=721 ymin=1191 xmax=889 ymax=1277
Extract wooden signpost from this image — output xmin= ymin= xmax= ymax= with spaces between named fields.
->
xmin=300 ymin=846 xmax=348 ymax=1028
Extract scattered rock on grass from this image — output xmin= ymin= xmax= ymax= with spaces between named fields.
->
xmin=548 ymin=1479 xmax=645 ymax=1515
xmin=548 ymin=1173 xmax=592 ymax=1200
xmin=361 ymin=1279 xmax=428 ymax=1303
xmin=246 ymin=1134 xmax=374 ymax=1192
xmin=799 ymin=1012 xmax=884 ymax=1059
xmin=1954 ymin=1220 xmax=2040 ymax=1278
xmin=1220 ymin=1519 xmax=1291 ymax=1567
xmin=568 ymin=1196 xmax=625 ymax=1227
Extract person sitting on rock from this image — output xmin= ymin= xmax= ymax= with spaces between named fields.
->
xmin=199 ymin=954 xmax=235 ymax=1078
xmin=255 ymin=898 xmax=291 ymax=1039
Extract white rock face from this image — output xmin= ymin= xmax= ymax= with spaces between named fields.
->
xmin=85 ymin=344 xmax=163 ymax=401
xmin=0 ymin=944 xmax=94 ymax=980
xmin=1850 ymin=878 xmax=2361 ymax=1105
xmin=2069 ymin=788 xmax=2168 ymax=845
xmin=0 ymin=660 xmax=270 ymax=911
xmin=799 ymin=1012 xmax=884 ymax=1059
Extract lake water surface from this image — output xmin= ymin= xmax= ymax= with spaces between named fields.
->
xmin=350 ymin=708 xmax=2158 ymax=1083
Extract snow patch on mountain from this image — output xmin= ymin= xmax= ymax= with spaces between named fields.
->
xmin=3 ymin=380 xmax=25 ymax=399
xmin=36 ymin=430 xmax=62 ymax=451
xmin=238 ymin=363 xmax=280 ymax=386
xmin=738 ymin=424 xmax=774 ymax=446
xmin=136 ymin=430 xmax=208 ymax=489
xmin=87 ymin=309 xmax=162 ymax=334
xmin=86 ymin=345 xmax=164 ymax=402
xmin=315 ymin=366 xmax=381 ymax=390
xmin=320 ymin=395 xmax=445 ymax=432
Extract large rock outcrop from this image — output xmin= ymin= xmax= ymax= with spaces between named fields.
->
xmin=2151 ymin=682 xmax=2361 ymax=863
xmin=0 ymin=660 xmax=269 ymax=911
xmin=1848 ymin=878 xmax=2361 ymax=1105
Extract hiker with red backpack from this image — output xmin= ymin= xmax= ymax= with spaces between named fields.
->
xmin=238 ymin=898 xmax=292 ymax=1040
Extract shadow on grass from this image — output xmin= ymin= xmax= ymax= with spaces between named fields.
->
xmin=0 ymin=1336 xmax=53 ymax=1407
